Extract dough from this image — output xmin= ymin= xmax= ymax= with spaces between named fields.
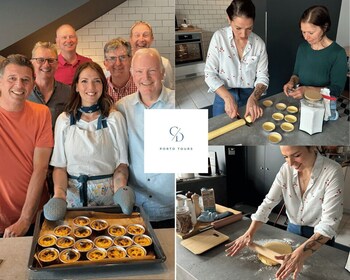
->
xmin=257 ymin=241 xmax=292 ymax=266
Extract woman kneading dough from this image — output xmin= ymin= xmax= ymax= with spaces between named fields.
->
xmin=225 ymin=146 xmax=344 ymax=280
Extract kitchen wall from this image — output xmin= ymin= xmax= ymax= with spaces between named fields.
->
xmin=175 ymin=0 xmax=228 ymax=58
xmin=336 ymin=0 xmax=349 ymax=48
xmin=75 ymin=0 xmax=175 ymax=71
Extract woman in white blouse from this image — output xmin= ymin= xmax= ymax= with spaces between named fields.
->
xmin=204 ymin=0 xmax=269 ymax=121
xmin=226 ymin=146 xmax=344 ymax=280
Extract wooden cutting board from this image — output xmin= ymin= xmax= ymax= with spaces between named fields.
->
xmin=180 ymin=229 xmax=229 ymax=254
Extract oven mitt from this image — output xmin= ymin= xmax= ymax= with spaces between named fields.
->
xmin=43 ymin=197 xmax=67 ymax=221
xmin=113 ymin=186 xmax=135 ymax=215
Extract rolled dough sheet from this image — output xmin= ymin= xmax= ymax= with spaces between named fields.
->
xmin=257 ymin=241 xmax=292 ymax=266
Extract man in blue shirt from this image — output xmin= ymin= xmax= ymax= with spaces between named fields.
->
xmin=117 ymin=48 xmax=175 ymax=228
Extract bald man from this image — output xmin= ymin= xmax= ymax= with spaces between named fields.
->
xmin=54 ymin=24 xmax=92 ymax=85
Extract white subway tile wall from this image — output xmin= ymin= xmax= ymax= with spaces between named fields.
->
xmin=75 ymin=0 xmax=175 ymax=71
xmin=175 ymin=0 xmax=228 ymax=58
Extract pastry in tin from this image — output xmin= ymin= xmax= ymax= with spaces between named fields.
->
xmin=73 ymin=216 xmax=90 ymax=227
xmin=53 ymin=225 xmax=72 ymax=237
xmin=59 ymin=248 xmax=81 ymax=263
xmin=114 ymin=236 xmax=133 ymax=247
xmin=94 ymin=236 xmax=114 ymax=249
xmin=126 ymin=224 xmax=145 ymax=235
xmin=38 ymin=234 xmax=57 ymax=248
xmin=90 ymin=219 xmax=108 ymax=231
xmin=73 ymin=226 xmax=92 ymax=239
xmin=108 ymin=225 xmax=126 ymax=237
xmin=107 ymin=246 xmax=127 ymax=259
xmin=86 ymin=248 xmax=107 ymax=261
xmin=133 ymin=234 xmax=152 ymax=247
xmin=38 ymin=248 xmax=59 ymax=263
xmin=126 ymin=245 xmax=147 ymax=258
xmin=56 ymin=236 xmax=75 ymax=249
xmin=74 ymin=239 xmax=94 ymax=252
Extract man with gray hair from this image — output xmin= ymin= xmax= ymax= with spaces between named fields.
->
xmin=0 ymin=54 xmax=53 ymax=237
xmin=28 ymin=41 xmax=70 ymax=129
xmin=104 ymin=37 xmax=137 ymax=102
xmin=129 ymin=21 xmax=174 ymax=90
xmin=117 ymin=48 xmax=175 ymax=228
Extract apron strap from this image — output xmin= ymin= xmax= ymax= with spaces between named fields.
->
xmin=68 ymin=173 xmax=113 ymax=206
xmin=97 ymin=115 xmax=108 ymax=130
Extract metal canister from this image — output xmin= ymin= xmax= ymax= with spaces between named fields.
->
xmin=201 ymin=188 xmax=216 ymax=212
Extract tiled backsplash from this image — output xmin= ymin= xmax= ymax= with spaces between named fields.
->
xmin=76 ymin=0 xmax=175 ymax=71
xmin=175 ymin=0 xmax=228 ymax=58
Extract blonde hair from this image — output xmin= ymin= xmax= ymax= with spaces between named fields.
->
xmin=31 ymin=41 xmax=58 ymax=58
xmin=129 ymin=21 xmax=154 ymax=38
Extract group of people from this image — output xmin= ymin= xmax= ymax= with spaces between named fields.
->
xmin=205 ymin=0 xmax=347 ymax=121
xmin=0 ymin=21 xmax=175 ymax=239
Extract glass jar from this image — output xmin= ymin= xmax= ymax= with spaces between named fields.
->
xmin=176 ymin=196 xmax=193 ymax=234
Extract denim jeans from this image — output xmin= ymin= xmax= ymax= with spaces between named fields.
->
xmin=287 ymin=222 xmax=335 ymax=246
xmin=212 ymin=88 xmax=253 ymax=117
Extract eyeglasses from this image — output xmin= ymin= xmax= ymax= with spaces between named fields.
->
xmin=105 ymin=55 xmax=129 ymax=63
xmin=32 ymin=58 xmax=58 ymax=65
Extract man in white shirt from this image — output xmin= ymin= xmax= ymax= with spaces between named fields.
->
xmin=129 ymin=21 xmax=174 ymax=90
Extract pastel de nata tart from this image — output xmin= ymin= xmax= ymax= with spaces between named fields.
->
xmin=86 ymin=248 xmax=107 ymax=261
xmin=126 ymin=224 xmax=145 ymax=235
xmin=38 ymin=248 xmax=59 ymax=263
xmin=126 ymin=245 xmax=147 ymax=258
xmin=107 ymin=246 xmax=127 ymax=259
xmin=113 ymin=236 xmax=133 ymax=247
xmin=94 ymin=236 xmax=114 ymax=249
xmin=73 ymin=216 xmax=90 ymax=227
xmin=90 ymin=219 xmax=109 ymax=232
xmin=38 ymin=234 xmax=57 ymax=248
xmin=73 ymin=226 xmax=92 ymax=239
xmin=132 ymin=234 xmax=153 ymax=247
xmin=108 ymin=225 xmax=126 ymax=237
xmin=53 ymin=225 xmax=72 ymax=237
xmin=74 ymin=239 xmax=94 ymax=253
xmin=56 ymin=236 xmax=75 ymax=250
xmin=59 ymin=248 xmax=81 ymax=264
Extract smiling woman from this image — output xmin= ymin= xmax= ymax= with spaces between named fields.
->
xmin=225 ymin=146 xmax=344 ymax=280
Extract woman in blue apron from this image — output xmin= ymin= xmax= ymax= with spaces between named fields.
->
xmin=44 ymin=62 xmax=133 ymax=220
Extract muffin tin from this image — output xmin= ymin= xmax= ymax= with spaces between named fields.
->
xmin=29 ymin=206 xmax=166 ymax=271
xmin=261 ymin=98 xmax=300 ymax=144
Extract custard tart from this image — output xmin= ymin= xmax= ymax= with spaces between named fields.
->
xmin=108 ymin=225 xmax=126 ymax=237
xmin=132 ymin=234 xmax=152 ymax=247
xmin=73 ymin=216 xmax=90 ymax=227
xmin=74 ymin=239 xmax=94 ymax=252
xmin=53 ymin=225 xmax=72 ymax=237
xmin=90 ymin=219 xmax=108 ymax=232
xmin=86 ymin=248 xmax=107 ymax=261
xmin=56 ymin=236 xmax=75 ymax=250
xmin=94 ymin=236 xmax=114 ymax=249
xmin=126 ymin=224 xmax=145 ymax=235
xmin=38 ymin=248 xmax=59 ymax=263
xmin=107 ymin=246 xmax=127 ymax=259
xmin=38 ymin=234 xmax=57 ymax=248
xmin=113 ymin=236 xmax=133 ymax=247
xmin=59 ymin=248 xmax=81 ymax=263
xmin=126 ymin=245 xmax=147 ymax=258
xmin=73 ymin=226 xmax=92 ymax=239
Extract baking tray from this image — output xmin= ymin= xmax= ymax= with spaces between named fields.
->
xmin=28 ymin=205 xmax=166 ymax=271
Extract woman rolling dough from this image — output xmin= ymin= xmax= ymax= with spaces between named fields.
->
xmin=225 ymin=146 xmax=344 ymax=280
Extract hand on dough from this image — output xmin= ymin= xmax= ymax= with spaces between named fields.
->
xmin=275 ymin=250 xmax=305 ymax=280
xmin=224 ymin=233 xmax=252 ymax=256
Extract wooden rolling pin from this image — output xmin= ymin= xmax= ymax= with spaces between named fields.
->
xmin=248 ymin=242 xmax=284 ymax=265
xmin=208 ymin=115 xmax=252 ymax=141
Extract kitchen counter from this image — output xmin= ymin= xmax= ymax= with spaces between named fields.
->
xmin=0 ymin=228 xmax=174 ymax=280
xmin=176 ymin=219 xmax=349 ymax=280
xmin=208 ymin=92 xmax=350 ymax=145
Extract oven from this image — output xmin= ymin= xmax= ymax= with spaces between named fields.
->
xmin=175 ymin=32 xmax=203 ymax=65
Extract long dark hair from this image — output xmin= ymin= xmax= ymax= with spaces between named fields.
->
xmin=226 ymin=0 xmax=255 ymax=21
xmin=65 ymin=61 xmax=114 ymax=118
